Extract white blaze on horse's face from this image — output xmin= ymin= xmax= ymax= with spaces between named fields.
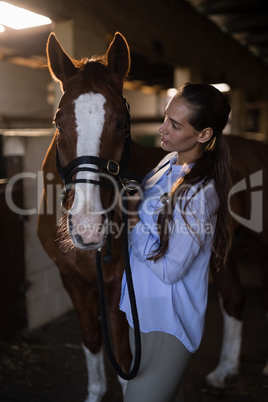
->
xmin=68 ymin=92 xmax=108 ymax=249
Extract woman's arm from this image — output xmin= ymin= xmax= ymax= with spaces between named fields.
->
xmin=129 ymin=190 xmax=218 ymax=284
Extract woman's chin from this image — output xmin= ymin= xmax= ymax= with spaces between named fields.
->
xmin=161 ymin=141 xmax=171 ymax=151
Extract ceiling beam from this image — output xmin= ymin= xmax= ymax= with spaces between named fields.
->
xmin=224 ymin=14 xmax=268 ymax=33
xmin=245 ymin=31 xmax=268 ymax=45
xmin=2 ymin=0 xmax=268 ymax=96
xmin=195 ymin=0 xmax=267 ymax=15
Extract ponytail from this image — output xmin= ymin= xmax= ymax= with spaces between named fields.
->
xmin=148 ymin=83 xmax=233 ymax=270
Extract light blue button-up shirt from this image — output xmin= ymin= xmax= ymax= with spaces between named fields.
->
xmin=120 ymin=152 xmax=219 ymax=353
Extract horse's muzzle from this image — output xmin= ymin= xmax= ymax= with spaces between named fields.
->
xmin=68 ymin=212 xmax=108 ymax=250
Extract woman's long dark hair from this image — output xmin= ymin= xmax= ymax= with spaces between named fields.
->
xmin=149 ymin=83 xmax=233 ymax=270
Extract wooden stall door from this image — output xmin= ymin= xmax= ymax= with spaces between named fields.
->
xmin=0 ymin=177 xmax=27 ymax=340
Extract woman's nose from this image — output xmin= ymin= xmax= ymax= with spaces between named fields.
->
xmin=158 ymin=121 xmax=166 ymax=134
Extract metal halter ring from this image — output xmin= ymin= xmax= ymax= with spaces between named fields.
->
xmin=120 ymin=178 xmax=140 ymax=195
xmin=107 ymin=159 xmax=120 ymax=176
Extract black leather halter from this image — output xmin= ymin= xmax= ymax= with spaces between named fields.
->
xmin=56 ymin=149 xmax=142 ymax=188
xmin=56 ymin=100 xmax=142 ymax=204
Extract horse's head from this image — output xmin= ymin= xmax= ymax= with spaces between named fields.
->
xmin=47 ymin=32 xmax=131 ymax=251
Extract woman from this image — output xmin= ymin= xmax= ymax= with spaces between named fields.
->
xmin=120 ymin=83 xmax=233 ymax=401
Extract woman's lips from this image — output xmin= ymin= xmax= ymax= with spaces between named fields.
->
xmin=161 ymin=136 xmax=167 ymax=143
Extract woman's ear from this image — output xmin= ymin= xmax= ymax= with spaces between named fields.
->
xmin=197 ymin=127 xmax=213 ymax=143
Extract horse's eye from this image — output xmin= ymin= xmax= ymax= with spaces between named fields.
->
xmin=117 ymin=120 xmax=128 ymax=131
xmin=53 ymin=121 xmax=61 ymax=132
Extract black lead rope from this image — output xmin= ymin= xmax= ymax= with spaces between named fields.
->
xmin=95 ymin=192 xmax=141 ymax=380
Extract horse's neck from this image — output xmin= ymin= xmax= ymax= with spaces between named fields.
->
xmin=129 ymin=141 xmax=167 ymax=178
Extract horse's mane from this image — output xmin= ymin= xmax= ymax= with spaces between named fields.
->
xmin=72 ymin=54 xmax=107 ymax=68
xmin=71 ymin=55 xmax=125 ymax=97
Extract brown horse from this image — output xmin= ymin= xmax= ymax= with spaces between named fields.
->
xmin=37 ymin=32 xmax=164 ymax=401
xmin=38 ymin=32 xmax=268 ymax=401
xmin=206 ymin=134 xmax=268 ymax=389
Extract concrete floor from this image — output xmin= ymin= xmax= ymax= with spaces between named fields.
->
xmin=0 ymin=282 xmax=267 ymax=402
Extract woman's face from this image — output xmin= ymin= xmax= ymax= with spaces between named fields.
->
xmin=158 ymin=97 xmax=203 ymax=164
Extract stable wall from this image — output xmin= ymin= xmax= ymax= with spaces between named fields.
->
xmin=0 ymin=61 xmax=52 ymax=129
xmin=2 ymin=130 xmax=72 ymax=330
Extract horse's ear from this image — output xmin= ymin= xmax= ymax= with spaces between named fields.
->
xmin=107 ymin=32 xmax=131 ymax=91
xmin=46 ymin=33 xmax=77 ymax=91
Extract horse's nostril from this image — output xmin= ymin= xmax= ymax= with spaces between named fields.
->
xmin=74 ymin=234 xmax=84 ymax=245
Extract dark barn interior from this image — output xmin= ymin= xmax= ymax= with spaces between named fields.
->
xmin=0 ymin=1 xmax=268 ymax=401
